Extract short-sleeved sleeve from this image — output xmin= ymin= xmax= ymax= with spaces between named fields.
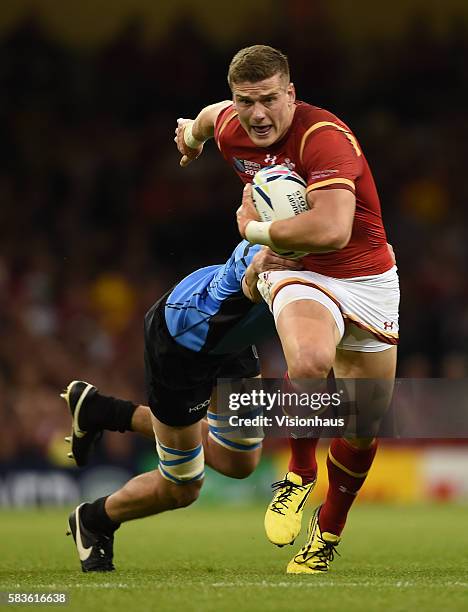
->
xmin=301 ymin=127 xmax=363 ymax=195
xmin=214 ymin=104 xmax=238 ymax=149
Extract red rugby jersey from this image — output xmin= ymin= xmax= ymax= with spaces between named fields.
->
xmin=214 ymin=101 xmax=392 ymax=278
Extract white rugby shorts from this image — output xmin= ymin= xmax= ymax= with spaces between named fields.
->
xmin=257 ymin=266 xmax=400 ymax=352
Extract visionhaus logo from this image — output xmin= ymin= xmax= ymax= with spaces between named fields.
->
xmin=227 ymin=412 xmax=346 ymax=428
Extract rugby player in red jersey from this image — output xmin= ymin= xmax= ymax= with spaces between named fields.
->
xmin=175 ymin=45 xmax=399 ymax=574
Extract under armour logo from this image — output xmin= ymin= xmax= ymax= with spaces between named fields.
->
xmin=383 ymin=321 xmax=394 ymax=331
xmin=339 ymin=485 xmax=357 ymax=496
xmin=264 ymin=154 xmax=277 ymax=165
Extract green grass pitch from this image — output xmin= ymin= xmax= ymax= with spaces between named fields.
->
xmin=1 ymin=504 xmax=467 ymax=611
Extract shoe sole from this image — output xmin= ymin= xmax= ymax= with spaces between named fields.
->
xmin=66 ymin=506 xmax=78 ymax=540
xmin=286 ymin=561 xmax=326 ymax=575
xmin=61 ymin=381 xmax=97 ymax=466
xmin=62 ymin=380 xmax=96 ymax=437
xmin=266 ymin=535 xmax=297 ymax=547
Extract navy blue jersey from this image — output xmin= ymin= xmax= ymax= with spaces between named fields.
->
xmin=165 ymin=241 xmax=275 ymax=354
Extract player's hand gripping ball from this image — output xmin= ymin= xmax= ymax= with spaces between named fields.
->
xmin=252 ymin=164 xmax=309 ymax=258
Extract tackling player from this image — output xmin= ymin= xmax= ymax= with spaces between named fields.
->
xmin=64 ymin=241 xmax=301 ymax=572
xmin=175 ymin=45 xmax=400 ymax=574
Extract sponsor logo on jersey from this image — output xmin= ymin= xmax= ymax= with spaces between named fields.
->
xmin=263 ymin=155 xmax=296 ymax=170
xmin=283 ymin=158 xmax=296 ymax=171
xmin=233 ymin=158 xmax=262 ymax=176
xmin=309 ymin=169 xmax=339 ymax=180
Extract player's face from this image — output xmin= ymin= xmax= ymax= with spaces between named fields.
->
xmin=232 ymin=73 xmax=296 ymax=147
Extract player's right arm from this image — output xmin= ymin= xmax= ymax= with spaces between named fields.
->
xmin=175 ymin=101 xmax=232 ymax=167
xmin=242 ymin=247 xmax=303 ymax=303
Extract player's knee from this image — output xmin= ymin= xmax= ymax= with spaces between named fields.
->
xmin=156 ymin=440 xmax=205 ymax=497
xmin=207 ymin=410 xmax=263 ymax=474
xmin=217 ymin=451 xmax=261 ymax=479
xmin=288 ymin=345 xmax=334 ymax=380
xmin=168 ymin=479 xmax=203 ymax=509
xmin=227 ymin=461 xmax=257 ymax=480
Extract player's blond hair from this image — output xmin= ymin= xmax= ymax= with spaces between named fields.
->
xmin=228 ymin=45 xmax=290 ymax=88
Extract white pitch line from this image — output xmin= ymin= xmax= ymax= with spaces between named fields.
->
xmin=4 ymin=581 xmax=468 ymax=590
xmin=211 ymin=581 xmax=468 ymax=589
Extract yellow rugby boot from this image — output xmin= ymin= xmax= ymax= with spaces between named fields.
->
xmin=264 ymin=472 xmax=315 ymax=546
xmin=287 ymin=506 xmax=340 ymax=574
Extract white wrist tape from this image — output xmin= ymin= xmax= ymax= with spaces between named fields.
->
xmin=245 ymin=221 xmax=275 ymax=248
xmin=183 ymin=123 xmax=204 ymax=149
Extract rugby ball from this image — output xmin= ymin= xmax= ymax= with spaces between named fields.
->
xmin=252 ymin=165 xmax=309 ymax=258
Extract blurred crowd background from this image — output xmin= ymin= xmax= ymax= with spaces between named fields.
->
xmin=1 ymin=0 xmax=468 ymax=493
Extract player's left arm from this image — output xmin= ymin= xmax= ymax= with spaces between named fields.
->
xmin=237 ymin=126 xmax=359 ymax=252
xmin=236 ymin=184 xmax=355 ymax=253
xmin=269 ymin=188 xmax=356 ymax=252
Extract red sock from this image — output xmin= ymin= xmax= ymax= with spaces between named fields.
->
xmin=319 ymin=438 xmax=377 ymax=536
xmin=283 ymin=372 xmax=319 ymax=484
xmin=288 ymin=437 xmax=318 ymax=484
